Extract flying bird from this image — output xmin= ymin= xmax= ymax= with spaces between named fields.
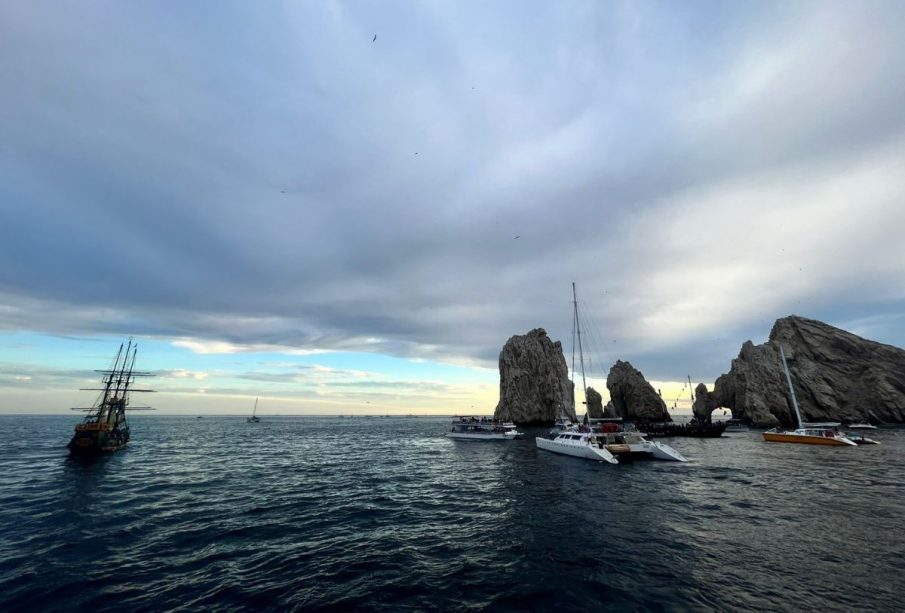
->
xmin=372 ymin=34 xmax=377 ymax=42
xmin=513 ymin=235 xmax=520 ymax=239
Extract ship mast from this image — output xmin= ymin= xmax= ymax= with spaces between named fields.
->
xmin=779 ymin=345 xmax=804 ymax=428
xmin=687 ymin=375 xmax=695 ymax=413
xmin=572 ymin=282 xmax=587 ymax=421
xmin=98 ymin=342 xmax=124 ymax=424
xmin=75 ymin=337 xmax=156 ymax=418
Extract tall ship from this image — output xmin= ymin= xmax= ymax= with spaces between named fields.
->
xmin=68 ymin=338 xmax=155 ymax=455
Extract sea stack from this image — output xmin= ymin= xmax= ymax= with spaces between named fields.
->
xmin=712 ymin=315 xmax=905 ymax=427
xmin=493 ymin=328 xmax=574 ymax=426
xmin=585 ymin=386 xmax=604 ymax=418
xmin=692 ymin=382 xmax=718 ymax=423
xmin=605 ymin=360 xmax=671 ymax=422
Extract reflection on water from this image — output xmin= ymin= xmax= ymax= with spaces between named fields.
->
xmin=0 ymin=416 xmax=902 ymax=611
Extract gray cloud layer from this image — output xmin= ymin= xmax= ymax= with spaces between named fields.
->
xmin=2 ymin=1 xmax=905 ymax=380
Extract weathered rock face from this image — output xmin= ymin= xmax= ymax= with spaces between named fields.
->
xmin=585 ymin=387 xmax=604 ymax=418
xmin=713 ymin=315 xmax=905 ymax=427
xmin=494 ymin=328 xmax=575 ymax=425
xmin=605 ymin=360 xmax=671 ymax=422
xmin=693 ymin=383 xmax=718 ymax=423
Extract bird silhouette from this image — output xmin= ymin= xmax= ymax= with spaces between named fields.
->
xmin=372 ymin=34 xmax=377 ymax=42
xmin=513 ymin=235 xmax=520 ymax=239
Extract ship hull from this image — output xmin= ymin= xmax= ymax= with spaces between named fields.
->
xmin=68 ymin=427 xmax=130 ymax=455
xmin=535 ymin=436 xmax=619 ymax=463
xmin=763 ymin=432 xmax=855 ymax=446
xmin=446 ymin=432 xmax=518 ymax=440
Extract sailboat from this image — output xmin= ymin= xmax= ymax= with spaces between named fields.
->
xmin=535 ymin=283 xmax=618 ymax=463
xmin=247 ymin=397 xmax=261 ymax=423
xmin=763 ymin=345 xmax=856 ymax=446
xmin=68 ymin=338 xmax=155 ymax=455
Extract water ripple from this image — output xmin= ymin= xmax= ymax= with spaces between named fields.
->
xmin=0 ymin=416 xmax=903 ymax=611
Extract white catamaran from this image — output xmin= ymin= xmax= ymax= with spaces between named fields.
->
xmin=535 ymin=283 xmax=618 ymax=464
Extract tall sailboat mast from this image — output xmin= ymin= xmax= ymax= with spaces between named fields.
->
xmin=572 ymin=282 xmax=588 ymax=418
xmin=779 ymin=345 xmax=804 ymax=428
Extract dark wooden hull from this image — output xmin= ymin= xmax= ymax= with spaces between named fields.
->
xmin=68 ymin=428 xmax=130 ymax=455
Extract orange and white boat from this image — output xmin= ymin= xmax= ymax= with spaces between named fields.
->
xmin=763 ymin=423 xmax=856 ymax=446
xmin=762 ymin=345 xmax=856 ymax=447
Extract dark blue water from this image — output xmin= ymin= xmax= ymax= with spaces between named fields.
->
xmin=1 ymin=416 xmax=902 ymax=612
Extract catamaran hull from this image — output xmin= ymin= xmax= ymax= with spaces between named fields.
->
xmin=763 ymin=432 xmax=856 ymax=446
xmin=623 ymin=441 xmax=688 ymax=462
xmin=535 ymin=437 xmax=618 ymax=463
xmin=447 ymin=432 xmax=520 ymax=441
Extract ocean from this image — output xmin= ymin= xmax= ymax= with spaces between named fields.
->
xmin=1 ymin=415 xmax=902 ymax=612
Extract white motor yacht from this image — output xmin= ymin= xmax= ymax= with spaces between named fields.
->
xmin=535 ymin=429 xmax=618 ymax=463
xmin=446 ymin=417 xmax=522 ymax=440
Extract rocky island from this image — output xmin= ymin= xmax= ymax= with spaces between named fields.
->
xmin=698 ymin=315 xmax=905 ymax=427
xmin=602 ymin=360 xmax=672 ymax=422
xmin=493 ymin=328 xmax=575 ymax=426
xmin=493 ymin=315 xmax=905 ymax=429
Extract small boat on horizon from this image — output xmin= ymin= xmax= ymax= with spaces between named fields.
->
xmin=763 ymin=345 xmax=856 ymax=447
xmin=68 ymin=338 xmax=155 ymax=455
xmin=723 ymin=418 xmax=749 ymax=432
xmin=248 ymin=398 xmax=261 ymax=423
xmin=846 ymin=423 xmax=878 ymax=430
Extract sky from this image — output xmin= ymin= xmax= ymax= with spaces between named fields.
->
xmin=1 ymin=1 xmax=904 ymax=414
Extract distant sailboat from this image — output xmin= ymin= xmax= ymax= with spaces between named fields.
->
xmin=248 ymin=398 xmax=261 ymax=423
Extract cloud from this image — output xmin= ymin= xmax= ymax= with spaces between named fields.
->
xmin=1 ymin=1 xmax=904 ymax=383
xmin=159 ymin=368 xmax=209 ymax=381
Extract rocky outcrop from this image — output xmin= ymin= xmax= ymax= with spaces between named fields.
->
xmin=693 ymin=383 xmax=718 ymax=423
xmin=494 ymin=328 xmax=575 ymax=425
xmin=585 ymin=387 xmax=604 ymax=418
xmin=605 ymin=360 xmax=671 ymax=422
xmin=713 ymin=315 xmax=905 ymax=427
